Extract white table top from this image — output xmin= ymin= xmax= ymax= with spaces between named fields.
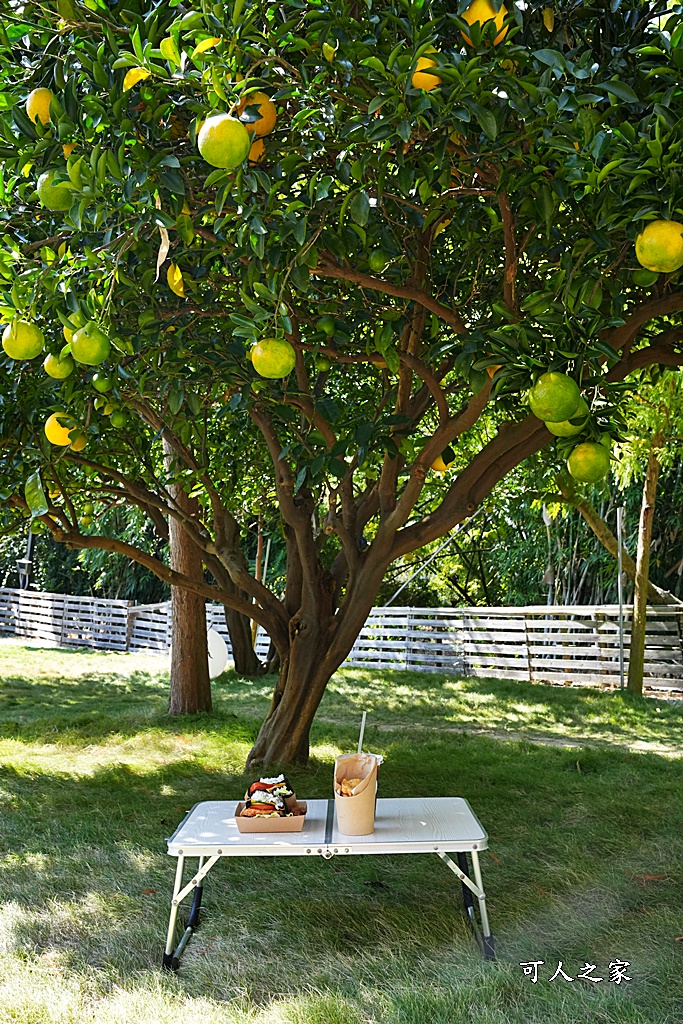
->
xmin=167 ymin=797 xmax=488 ymax=857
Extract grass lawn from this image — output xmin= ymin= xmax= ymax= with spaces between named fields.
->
xmin=0 ymin=638 xmax=681 ymax=1023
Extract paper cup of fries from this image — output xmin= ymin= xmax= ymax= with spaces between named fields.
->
xmin=334 ymin=751 xmax=383 ymax=836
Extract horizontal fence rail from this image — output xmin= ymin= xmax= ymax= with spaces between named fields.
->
xmin=0 ymin=588 xmax=682 ymax=691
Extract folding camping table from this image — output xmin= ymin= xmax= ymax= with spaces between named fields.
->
xmin=163 ymin=796 xmax=494 ymax=971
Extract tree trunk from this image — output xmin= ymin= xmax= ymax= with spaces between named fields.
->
xmin=627 ymin=437 xmax=662 ymax=696
xmin=245 ymin=559 xmax=386 ymax=768
xmin=166 ymin=477 xmax=212 ymax=715
xmin=224 ymin=601 xmax=265 ymax=676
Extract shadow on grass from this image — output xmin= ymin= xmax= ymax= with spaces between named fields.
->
xmin=2 ymin=644 xmax=681 ymax=756
xmin=1 ymin=719 xmax=682 ymax=1019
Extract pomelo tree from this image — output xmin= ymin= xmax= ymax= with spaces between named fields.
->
xmin=1 ymin=0 xmax=683 ymax=764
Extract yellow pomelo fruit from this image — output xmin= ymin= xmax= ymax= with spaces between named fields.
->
xmin=198 ymin=114 xmax=251 ymax=169
xmin=70 ymin=431 xmax=87 ymax=451
xmin=431 ymin=446 xmax=455 ymax=474
xmin=412 ymin=54 xmax=441 ymax=91
xmin=545 ymin=396 xmax=589 ymax=437
xmin=45 ymin=412 xmax=74 ymax=446
xmin=2 ymin=319 xmax=45 ymax=360
xmin=239 ymin=91 xmax=277 ymax=137
xmin=63 ymin=324 xmax=74 ymax=343
xmin=635 ymin=219 xmax=683 ymax=274
xmin=37 ymin=171 xmax=73 ymax=211
xmin=251 ymin=337 xmax=296 ymax=378
xmin=248 ymin=138 xmax=266 ymax=165
xmin=44 ymin=351 xmax=75 ymax=379
xmin=461 ymin=0 xmax=509 ymax=46
xmin=528 ymin=372 xmax=580 ymax=422
xmin=567 ymin=441 xmax=610 ymax=483
xmin=62 ymin=142 xmax=77 ymax=159
xmin=70 ymin=322 xmax=110 ymax=365
xmin=26 ymin=87 xmax=53 ymax=125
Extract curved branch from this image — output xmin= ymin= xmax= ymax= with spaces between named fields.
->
xmin=604 ymin=291 xmax=683 ymax=351
xmin=314 ymin=253 xmax=467 ymax=333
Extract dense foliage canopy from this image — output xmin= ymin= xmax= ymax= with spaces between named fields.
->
xmin=1 ymin=0 xmax=682 ymax=760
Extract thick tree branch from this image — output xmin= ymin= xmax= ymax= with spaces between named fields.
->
xmin=314 ymin=253 xmax=467 ymax=333
xmin=497 ymin=190 xmax=518 ymax=313
xmin=604 ymin=292 xmax=683 ymax=351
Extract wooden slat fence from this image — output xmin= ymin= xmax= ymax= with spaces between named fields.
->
xmin=0 ymin=588 xmax=681 ymax=691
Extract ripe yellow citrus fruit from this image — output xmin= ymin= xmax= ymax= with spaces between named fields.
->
xmin=44 ymin=351 xmax=75 ymax=379
xmin=70 ymin=322 xmax=110 ymax=365
xmin=412 ymin=54 xmax=441 ymax=91
xmin=26 ymin=87 xmax=53 ymax=125
xmin=239 ymin=91 xmax=277 ymax=137
xmin=545 ymin=396 xmax=589 ymax=437
xmin=369 ymin=353 xmax=388 ymax=368
xmin=70 ymin=431 xmax=87 ymax=451
xmin=45 ymin=412 xmax=74 ymax=446
xmin=635 ymin=219 xmax=683 ymax=274
xmin=248 ymin=138 xmax=266 ymax=165
xmin=461 ymin=0 xmax=509 ymax=46
xmin=37 ymin=171 xmax=73 ymax=211
xmin=567 ymin=441 xmax=610 ymax=483
xmin=2 ymin=319 xmax=45 ymax=360
xmin=198 ymin=114 xmax=251 ymax=169
xmin=431 ymin=446 xmax=455 ymax=474
xmin=251 ymin=337 xmax=296 ymax=378
xmin=528 ymin=372 xmax=581 ymax=422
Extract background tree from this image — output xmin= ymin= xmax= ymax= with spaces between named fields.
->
xmin=1 ymin=0 xmax=683 ymax=764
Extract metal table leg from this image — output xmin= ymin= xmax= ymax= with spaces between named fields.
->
xmin=162 ymin=854 xmax=217 ymax=971
xmin=162 ymin=855 xmax=185 ymax=972
xmin=438 ymin=850 xmax=495 ymax=961
xmin=471 ymin=850 xmax=495 ymax=960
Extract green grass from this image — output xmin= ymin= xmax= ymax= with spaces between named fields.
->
xmin=0 ymin=638 xmax=682 ymax=1023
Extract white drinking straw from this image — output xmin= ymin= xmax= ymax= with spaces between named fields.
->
xmin=357 ymin=710 xmax=367 ymax=754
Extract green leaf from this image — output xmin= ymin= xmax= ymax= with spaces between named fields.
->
xmin=349 ymin=191 xmax=370 ymax=227
xmin=472 ymin=106 xmax=498 ymax=140
xmin=25 ymin=471 xmax=48 ymax=518
xmin=599 ymin=81 xmax=638 ymax=103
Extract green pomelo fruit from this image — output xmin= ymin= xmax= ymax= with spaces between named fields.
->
xmin=37 ymin=171 xmax=73 ymax=212
xmin=92 ymin=372 xmax=113 ymax=393
xmin=198 ymin=115 xmax=251 ymax=169
xmin=251 ymin=337 xmax=296 ymax=379
xmin=44 ymin=351 xmax=75 ymax=379
xmin=567 ymin=441 xmax=610 ymax=483
xmin=545 ymin=396 xmax=590 ymax=437
xmin=70 ymin=322 xmax=110 ymax=365
xmin=368 ymin=249 xmax=389 ymax=273
xmin=317 ymin=316 xmax=336 ymax=337
xmin=2 ymin=319 xmax=45 ymax=360
xmin=528 ymin=372 xmax=581 ymax=422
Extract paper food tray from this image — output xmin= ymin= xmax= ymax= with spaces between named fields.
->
xmin=234 ymin=801 xmax=308 ymax=833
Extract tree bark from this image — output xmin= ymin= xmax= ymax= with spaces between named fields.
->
xmin=246 ymin=610 xmax=335 ymax=767
xmin=166 ymin=473 xmax=212 ymax=715
xmin=224 ymin=601 xmax=264 ymax=676
xmin=627 ymin=436 xmax=663 ymax=696
xmin=245 ymin=555 xmax=388 ymax=768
